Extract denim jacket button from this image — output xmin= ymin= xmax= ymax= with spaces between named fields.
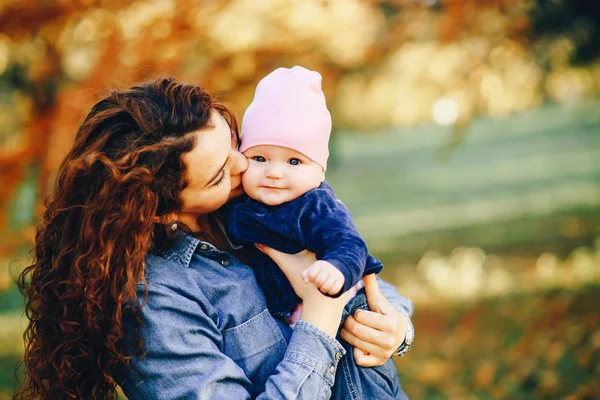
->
xmin=221 ymin=259 xmax=230 ymax=267
xmin=329 ymin=365 xmax=335 ymax=374
xmin=335 ymin=352 xmax=341 ymax=360
xmin=200 ymin=244 xmax=208 ymax=251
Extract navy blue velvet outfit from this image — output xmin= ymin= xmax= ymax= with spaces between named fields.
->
xmin=225 ymin=181 xmax=383 ymax=316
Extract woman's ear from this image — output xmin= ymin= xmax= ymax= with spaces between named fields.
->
xmin=153 ymin=213 xmax=177 ymax=224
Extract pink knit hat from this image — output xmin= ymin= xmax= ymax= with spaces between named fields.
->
xmin=240 ymin=66 xmax=332 ymax=171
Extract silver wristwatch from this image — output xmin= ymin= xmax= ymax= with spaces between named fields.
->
xmin=392 ymin=316 xmax=414 ymax=357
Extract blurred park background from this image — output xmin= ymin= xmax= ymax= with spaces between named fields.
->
xmin=1 ymin=0 xmax=599 ymax=398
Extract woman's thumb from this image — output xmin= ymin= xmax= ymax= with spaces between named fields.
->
xmin=363 ymin=274 xmax=386 ymax=314
xmin=254 ymin=243 xmax=270 ymax=256
xmin=255 ymin=243 xmax=284 ymax=265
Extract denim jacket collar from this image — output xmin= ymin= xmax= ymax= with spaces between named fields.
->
xmin=162 ymin=231 xmax=202 ymax=267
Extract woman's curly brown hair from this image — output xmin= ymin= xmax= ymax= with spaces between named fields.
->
xmin=15 ymin=77 xmax=237 ymax=399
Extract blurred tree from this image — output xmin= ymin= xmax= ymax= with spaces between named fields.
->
xmin=0 ymin=0 xmax=599 ymax=254
xmin=531 ymin=0 xmax=600 ymax=65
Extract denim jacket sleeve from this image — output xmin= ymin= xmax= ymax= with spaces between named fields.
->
xmin=120 ymin=281 xmax=345 ymax=400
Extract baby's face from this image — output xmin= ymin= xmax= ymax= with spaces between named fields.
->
xmin=242 ymin=145 xmax=325 ymax=206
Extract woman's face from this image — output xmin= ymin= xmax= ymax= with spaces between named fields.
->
xmin=178 ymin=111 xmax=248 ymax=218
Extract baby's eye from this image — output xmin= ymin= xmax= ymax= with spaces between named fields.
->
xmin=253 ymin=156 xmax=266 ymax=162
xmin=288 ymin=158 xmax=301 ymax=166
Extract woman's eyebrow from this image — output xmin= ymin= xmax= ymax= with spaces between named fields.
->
xmin=206 ymin=156 xmax=229 ymax=186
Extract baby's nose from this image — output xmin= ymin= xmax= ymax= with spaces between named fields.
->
xmin=265 ymin=164 xmax=284 ymax=179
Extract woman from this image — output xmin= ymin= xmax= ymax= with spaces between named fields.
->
xmin=17 ymin=77 xmax=414 ymax=399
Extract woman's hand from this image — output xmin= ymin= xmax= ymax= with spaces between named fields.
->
xmin=255 ymin=244 xmax=348 ymax=338
xmin=340 ymin=274 xmax=408 ymax=367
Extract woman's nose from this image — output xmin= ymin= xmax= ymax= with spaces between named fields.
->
xmin=230 ymin=150 xmax=248 ymax=175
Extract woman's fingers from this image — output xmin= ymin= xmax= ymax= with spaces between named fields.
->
xmin=363 ymin=273 xmax=408 ymax=346
xmin=344 ymin=308 xmax=408 ymax=363
xmin=342 ymin=314 xmax=397 ymax=352
xmin=343 ymin=274 xmax=410 ymax=364
xmin=353 ymin=347 xmax=385 ymax=368
xmin=340 ymin=325 xmax=380 ymax=355
xmin=341 ymin=324 xmax=389 ymax=367
xmin=353 ymin=309 xmax=397 ymax=332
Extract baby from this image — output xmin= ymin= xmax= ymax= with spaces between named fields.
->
xmin=226 ymin=65 xmax=384 ymax=321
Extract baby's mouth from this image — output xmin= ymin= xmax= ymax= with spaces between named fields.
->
xmin=262 ymin=185 xmax=284 ymax=189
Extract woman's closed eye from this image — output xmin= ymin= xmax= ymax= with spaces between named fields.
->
xmin=213 ymin=169 xmax=227 ymax=186
xmin=253 ymin=156 xmax=266 ymax=162
xmin=288 ymin=158 xmax=301 ymax=166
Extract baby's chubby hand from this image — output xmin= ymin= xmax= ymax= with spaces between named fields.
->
xmin=301 ymin=260 xmax=345 ymax=295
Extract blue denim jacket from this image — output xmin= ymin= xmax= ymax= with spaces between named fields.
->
xmin=226 ymin=181 xmax=383 ymax=315
xmin=116 ymin=231 xmax=413 ymax=399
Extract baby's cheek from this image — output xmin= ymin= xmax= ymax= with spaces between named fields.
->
xmin=241 ymin=167 xmax=253 ymax=187
xmin=241 ymin=167 xmax=259 ymax=198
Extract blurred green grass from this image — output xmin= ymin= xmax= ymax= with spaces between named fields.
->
xmin=328 ymin=101 xmax=600 ymax=262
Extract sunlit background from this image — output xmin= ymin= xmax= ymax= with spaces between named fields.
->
xmin=1 ymin=0 xmax=599 ymax=399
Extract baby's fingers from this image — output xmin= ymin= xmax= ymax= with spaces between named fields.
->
xmin=315 ymin=271 xmax=337 ymax=294
xmin=329 ymin=278 xmax=344 ymax=295
xmin=302 ymin=263 xmax=322 ymax=283
xmin=319 ymin=275 xmax=336 ymax=293
xmin=314 ymin=270 xmax=330 ymax=287
xmin=318 ymin=273 xmax=343 ymax=294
